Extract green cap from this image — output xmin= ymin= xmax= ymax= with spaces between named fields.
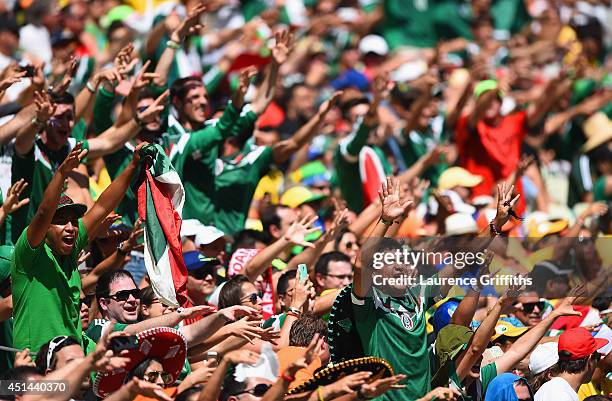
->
xmin=474 ymin=79 xmax=503 ymax=99
xmin=101 ymin=5 xmax=135 ymax=28
xmin=0 ymin=245 xmax=14 ymax=283
xmin=431 ymin=324 xmax=474 ymax=388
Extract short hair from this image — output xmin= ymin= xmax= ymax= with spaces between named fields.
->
xmin=289 ymin=313 xmax=327 ymax=347
xmin=277 ymin=270 xmax=297 ymax=296
xmin=50 ymin=91 xmax=75 ymax=106
xmin=218 ymin=275 xmax=251 ymax=309
xmin=554 ymin=354 xmax=591 ymax=374
xmin=106 ymin=20 xmax=127 ymax=41
xmin=470 ymin=15 xmax=495 ymax=29
xmin=0 ymin=366 xmax=41 ymax=400
xmin=315 ymin=252 xmax=351 ymax=276
xmin=170 ymin=77 xmax=205 ymax=101
xmin=137 ymin=87 xmax=156 ymax=102
xmin=220 ymin=366 xmax=247 ymax=401
xmin=95 ymin=270 xmax=136 ymax=308
xmin=390 ymin=85 xmax=422 ymax=110
xmin=35 ymin=336 xmax=80 ymax=372
xmin=0 ymin=15 xmax=19 ymax=37
xmin=231 ymin=230 xmax=266 ymax=254
xmin=260 ymin=205 xmax=291 ymax=240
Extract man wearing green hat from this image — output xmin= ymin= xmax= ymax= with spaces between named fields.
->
xmin=11 ymin=142 xmax=141 ymax=354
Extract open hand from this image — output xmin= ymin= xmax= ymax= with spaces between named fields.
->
xmin=59 ymin=143 xmax=88 ymax=176
xmin=272 ymin=30 xmax=294 ymax=65
xmin=284 ymin=214 xmax=320 ymax=248
xmin=2 ymin=179 xmax=30 ymax=215
xmin=379 ymin=176 xmax=413 ymax=223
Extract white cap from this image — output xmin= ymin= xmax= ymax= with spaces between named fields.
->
xmin=181 ymin=219 xmax=206 ymax=238
xmin=359 ymin=35 xmax=389 ymax=56
xmin=529 ymin=342 xmax=559 ymax=375
xmin=445 ymin=213 xmax=479 ymax=236
xmin=194 ymin=226 xmax=225 ymax=247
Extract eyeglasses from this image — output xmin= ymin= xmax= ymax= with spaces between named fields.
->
xmin=521 ymin=301 xmax=545 ymax=314
xmin=144 ymin=371 xmax=173 ymax=385
xmin=241 ymin=293 xmax=260 ymax=304
xmin=325 ymin=273 xmax=354 ymax=281
xmin=46 ymin=336 xmax=69 ymax=369
xmin=107 ymin=288 xmax=141 ymax=302
xmin=234 ymin=383 xmax=272 ymax=397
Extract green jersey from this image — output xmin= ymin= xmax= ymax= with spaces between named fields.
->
xmin=351 ymin=284 xmax=436 ymax=401
xmin=214 ymin=141 xmax=274 ymax=235
xmin=396 ymin=124 xmax=448 ymax=188
xmin=11 ymin=219 xmax=88 ymax=353
xmin=170 ymin=103 xmax=240 ymax=225
xmin=594 ymin=176 xmax=611 ymax=202
xmin=333 ymin=117 xmax=392 ymax=213
xmin=11 ymin=138 xmax=89 ymax=244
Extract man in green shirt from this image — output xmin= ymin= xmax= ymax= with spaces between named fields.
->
xmin=11 ymin=142 xmax=142 ymax=353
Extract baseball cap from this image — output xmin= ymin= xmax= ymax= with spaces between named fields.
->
xmin=529 ymin=342 xmax=559 ymax=374
xmin=491 ymin=320 xmax=529 ymax=341
xmin=194 ymin=226 xmax=225 ymax=247
xmin=439 ymin=167 xmax=483 ymax=190
xmin=358 ymin=35 xmax=389 ymax=56
xmin=330 ymin=69 xmax=369 ymax=91
xmin=430 ymin=300 xmax=459 ymax=335
xmin=558 ymin=327 xmax=608 ymax=360
xmin=445 ymin=213 xmax=479 ymax=236
xmin=181 ymin=219 xmax=205 ymax=238
xmin=473 ymin=80 xmax=504 ymax=99
xmin=55 ymin=194 xmax=87 ymax=219
xmin=280 ymin=186 xmax=326 ymax=209
xmin=183 ymin=250 xmax=220 ymax=271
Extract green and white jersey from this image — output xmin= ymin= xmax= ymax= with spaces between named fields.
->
xmin=85 ymin=319 xmax=129 ymax=342
xmin=351 ymin=283 xmax=436 ymax=401
xmin=10 ymin=138 xmax=89 ymax=244
xmin=214 ymin=141 xmax=274 ymax=235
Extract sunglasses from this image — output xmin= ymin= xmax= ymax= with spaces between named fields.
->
xmin=107 ymin=288 xmax=141 ymax=302
xmin=47 ymin=336 xmax=69 ymax=369
xmin=80 ymin=295 xmax=94 ymax=307
xmin=325 ymin=273 xmax=354 ymax=281
xmin=234 ymin=383 xmax=272 ymax=397
xmin=521 ymin=301 xmax=545 ymax=314
xmin=144 ymin=371 xmax=173 ymax=385
xmin=344 ymin=241 xmax=359 ymax=250
xmin=51 ymin=216 xmax=80 ymax=226
xmin=241 ymin=293 xmax=260 ymax=304
xmin=191 ymin=268 xmax=215 ymax=281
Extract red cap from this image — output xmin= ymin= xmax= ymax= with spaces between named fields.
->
xmin=558 ymin=327 xmax=608 ymax=360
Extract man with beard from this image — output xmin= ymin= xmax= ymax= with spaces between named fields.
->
xmin=10 ymin=142 xmax=141 ymax=353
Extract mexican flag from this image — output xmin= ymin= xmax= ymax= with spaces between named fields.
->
xmin=137 ymin=144 xmax=190 ymax=307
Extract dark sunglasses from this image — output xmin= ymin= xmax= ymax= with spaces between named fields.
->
xmin=521 ymin=301 xmax=545 ymax=314
xmin=51 ymin=216 xmax=80 ymax=226
xmin=80 ymin=295 xmax=94 ymax=307
xmin=344 ymin=241 xmax=358 ymax=249
xmin=107 ymin=288 xmax=141 ymax=302
xmin=235 ymin=383 xmax=271 ymax=397
xmin=191 ymin=267 xmax=215 ymax=281
xmin=144 ymin=371 xmax=173 ymax=385
xmin=241 ymin=293 xmax=259 ymax=304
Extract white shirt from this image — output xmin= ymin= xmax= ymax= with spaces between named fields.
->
xmin=535 ymin=377 xmax=579 ymax=401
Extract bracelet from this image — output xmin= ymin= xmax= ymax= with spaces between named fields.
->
xmin=86 ymin=81 xmax=97 ymax=93
xmin=489 ymin=222 xmax=501 ymax=236
xmin=287 ymin=307 xmax=302 ymax=317
xmin=117 ymin=242 xmax=130 ymax=255
xmin=317 ymin=386 xmax=325 ymax=401
xmin=166 ymin=40 xmax=181 ymax=50
xmin=281 ymin=373 xmax=295 ymax=382
xmin=379 ymin=216 xmax=394 ymax=226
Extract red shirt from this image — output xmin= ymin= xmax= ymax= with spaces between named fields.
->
xmin=455 ymin=111 xmax=527 ymax=197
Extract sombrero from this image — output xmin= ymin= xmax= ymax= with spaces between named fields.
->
xmin=286 ymin=357 xmax=394 ymax=395
xmin=327 ymin=285 xmax=364 ymax=363
xmin=93 ymin=327 xmax=187 ymax=397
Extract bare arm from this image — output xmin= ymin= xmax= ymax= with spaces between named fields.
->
xmin=526 ymin=73 xmax=569 ymax=129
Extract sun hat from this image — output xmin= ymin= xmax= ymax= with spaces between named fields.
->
xmin=280 ymin=186 xmax=327 ymax=209
xmin=529 ymin=342 xmax=559 ymax=374
xmin=93 ymin=327 xmax=187 ymax=397
xmin=558 ymin=327 xmax=608 ymax=360
xmin=445 ymin=213 xmax=479 ymax=236
xmin=438 ymin=167 xmax=483 ymax=190
xmin=491 ymin=320 xmax=529 ymax=341
xmin=582 ymin=112 xmax=612 ymax=153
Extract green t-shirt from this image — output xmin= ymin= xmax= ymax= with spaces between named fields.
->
xmin=0 ymin=314 xmax=13 ymax=372
xmin=351 ymin=285 xmax=436 ymax=401
xmin=11 ymin=219 xmax=88 ymax=353
xmin=11 ymin=138 xmax=89 ymax=244
xmin=333 ymin=118 xmax=392 ymax=213
xmin=169 ymin=103 xmax=239 ymax=226
xmin=593 ymin=176 xmax=611 ymax=202
xmin=397 ymin=127 xmax=448 ymax=188
xmin=214 ymin=143 xmax=274 ymax=235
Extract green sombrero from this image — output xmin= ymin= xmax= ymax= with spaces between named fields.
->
xmin=286 ymin=357 xmax=394 ymax=395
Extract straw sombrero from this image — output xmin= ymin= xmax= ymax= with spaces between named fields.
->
xmin=93 ymin=327 xmax=187 ymax=398
xmin=286 ymin=357 xmax=394 ymax=395
xmin=582 ymin=112 xmax=612 ymax=152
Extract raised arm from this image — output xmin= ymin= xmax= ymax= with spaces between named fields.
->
xmin=273 ymin=91 xmax=341 ymax=164
xmin=526 ymin=71 xmax=570 ymax=129
xmin=14 ymin=91 xmax=55 ymax=157
xmin=153 ymin=4 xmax=206 ymax=88
xmin=0 ymin=179 xmax=30 ymax=227
xmin=180 ymin=306 xmax=258 ymax=345
xmin=26 ymin=144 xmax=87 ymax=248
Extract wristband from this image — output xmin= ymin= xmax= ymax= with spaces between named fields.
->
xmin=281 ymin=373 xmax=295 ymax=383
xmin=86 ymin=81 xmax=97 ymax=93
xmin=489 ymin=222 xmax=501 ymax=236
xmin=379 ymin=216 xmax=394 ymax=226
xmin=167 ymin=40 xmax=181 ymax=50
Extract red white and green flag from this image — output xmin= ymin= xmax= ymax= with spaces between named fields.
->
xmin=137 ymin=144 xmax=190 ymax=308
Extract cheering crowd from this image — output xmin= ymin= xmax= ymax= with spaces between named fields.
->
xmin=0 ymin=0 xmax=611 ymax=400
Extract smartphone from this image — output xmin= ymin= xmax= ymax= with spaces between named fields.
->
xmin=109 ymin=335 xmax=139 ymax=354
xmin=297 ymin=264 xmax=308 ymax=283
xmin=18 ymin=65 xmax=35 ymax=78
